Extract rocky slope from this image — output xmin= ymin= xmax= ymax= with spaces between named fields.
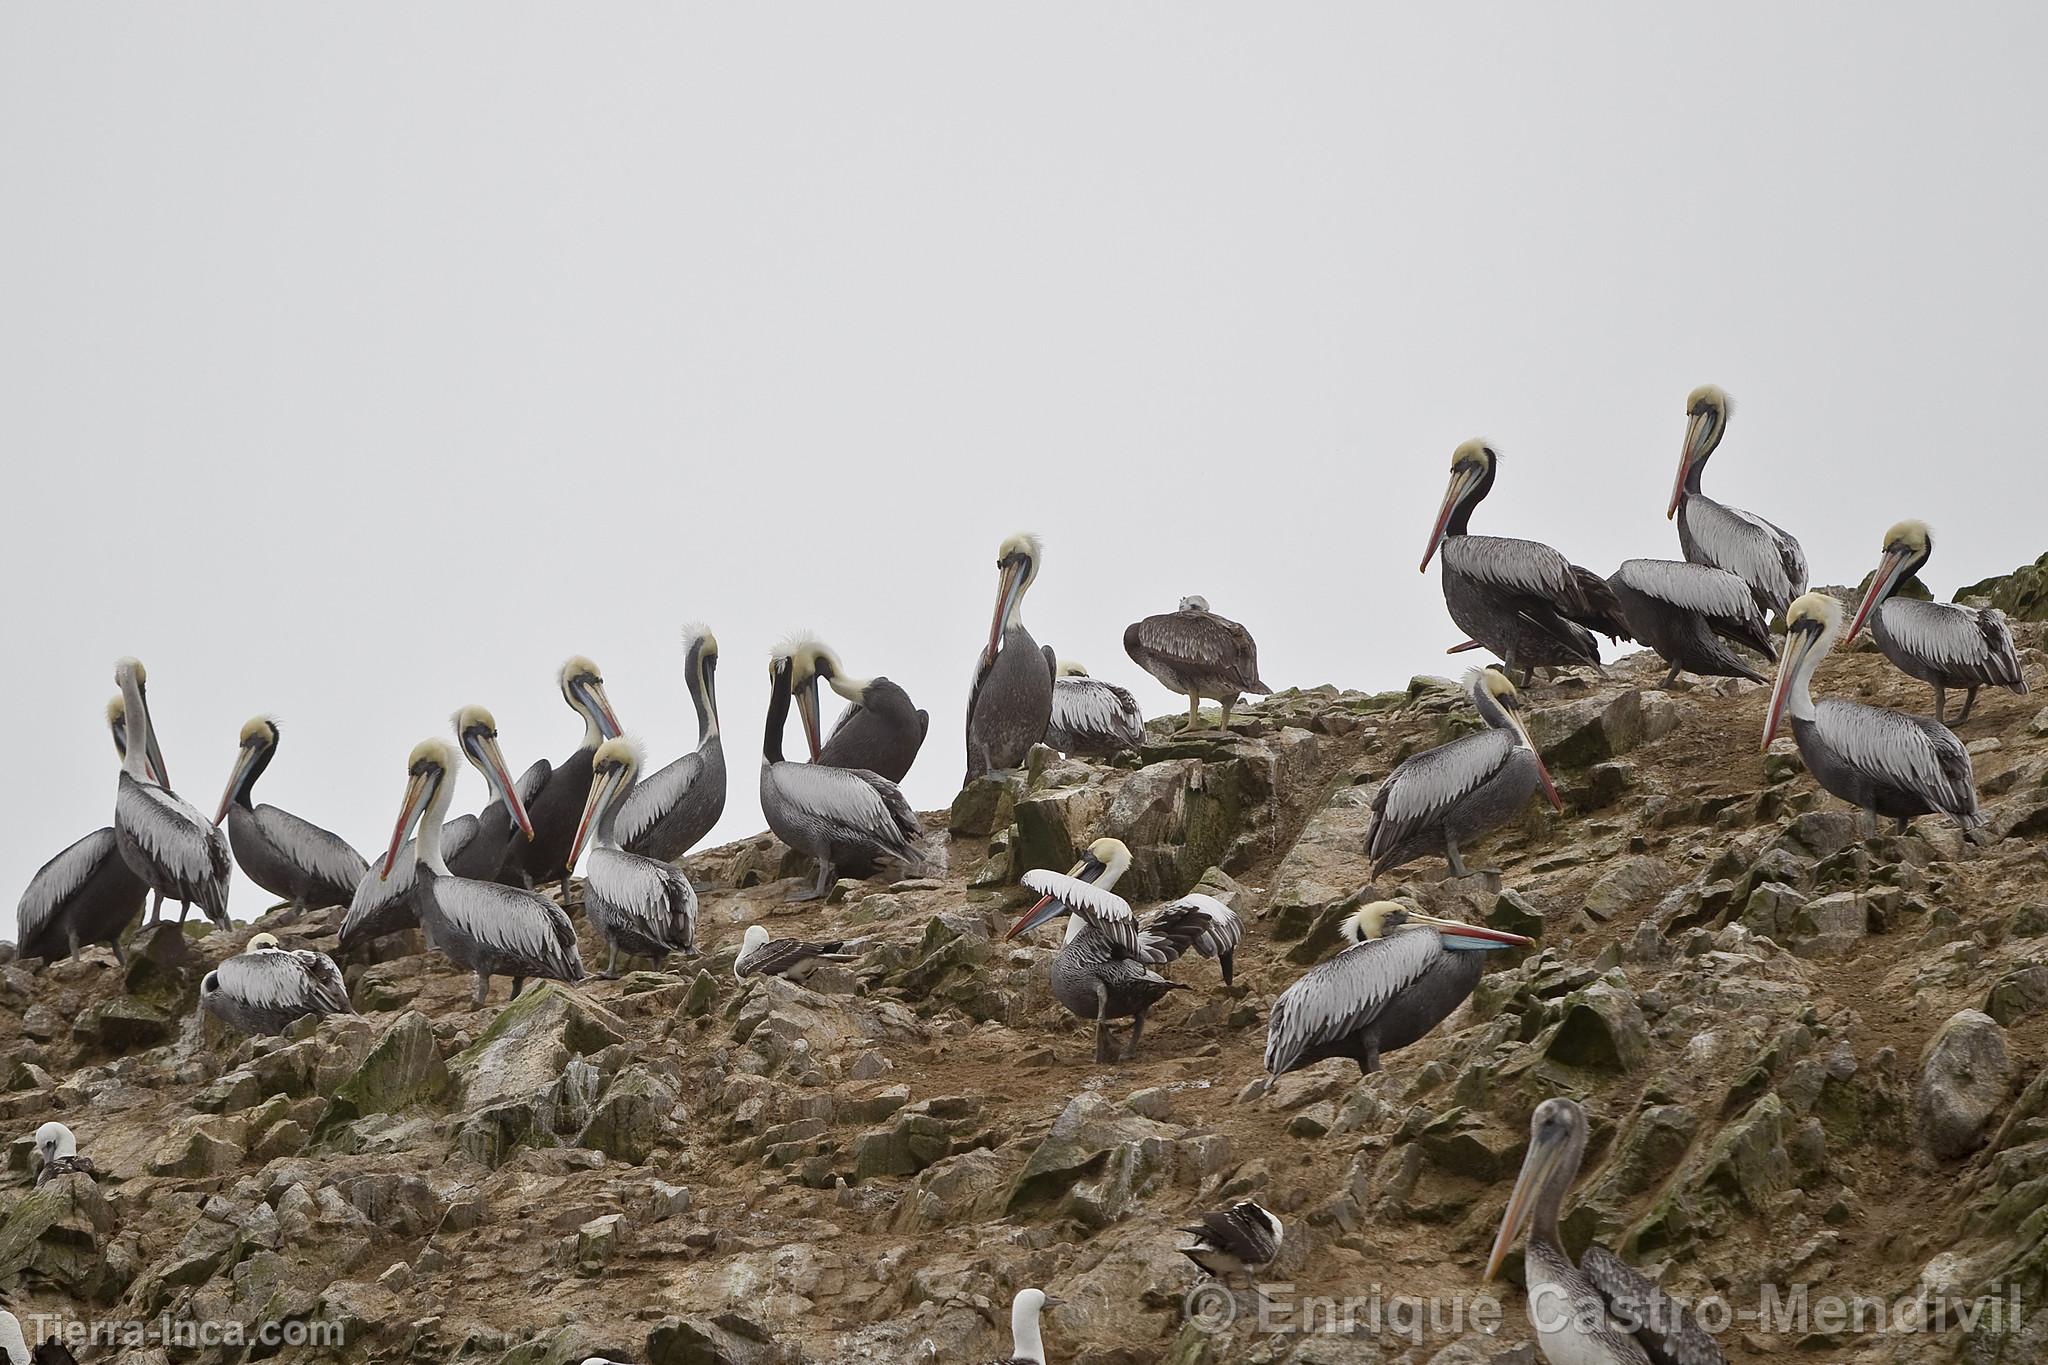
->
xmin=3 ymin=615 xmax=2047 ymax=1365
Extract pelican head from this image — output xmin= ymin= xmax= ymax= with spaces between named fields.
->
xmin=1467 ymin=668 xmax=1562 ymax=811
xmin=1004 ymin=836 xmax=1134 ymax=939
xmin=1670 ymin=383 xmax=1733 ymax=518
xmin=987 ymin=533 xmax=1044 ymax=661
xmin=382 ymin=737 xmax=456 ymax=877
xmin=213 ymin=715 xmax=280 ymax=824
xmin=569 ymin=735 xmax=644 ymax=869
xmin=1343 ymin=899 xmax=1532 ymax=951
xmin=682 ymin=624 xmax=721 ymax=735
xmin=1178 ymin=595 xmax=1211 ymax=613
xmin=559 ymin=655 xmax=622 ymax=746
xmin=450 ymin=704 xmax=537 ymax=844
xmin=33 ymin=1121 xmax=75 ymax=1166
xmin=1421 ymin=440 xmax=1496 ymax=571
xmin=1847 ymin=519 xmax=1934 ymax=640
xmin=786 ymin=635 xmax=868 ymax=760
xmin=741 ymin=923 xmax=770 ymax=954
xmin=247 ymin=932 xmax=281 ymax=953
xmin=1762 ymin=592 xmax=1843 ymax=750
xmin=1055 ymin=659 xmax=1089 ymax=678
xmin=112 ymin=656 xmax=171 ymax=792
xmin=1486 ymin=1096 xmax=1589 ymax=1280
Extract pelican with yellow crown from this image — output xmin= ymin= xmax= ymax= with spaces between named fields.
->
xmin=615 ymin=626 xmax=727 ymax=862
xmin=112 ymin=658 xmax=231 ymax=927
xmin=1668 ymin=383 xmax=1808 ymax=618
xmin=483 ymin=655 xmax=622 ymax=889
xmin=568 ymin=736 xmax=699 ymax=975
xmin=788 ymin=636 xmax=927 ymax=784
xmin=1846 ymin=520 xmax=2027 ymax=723
xmin=17 ymin=697 xmax=153 ymax=965
xmin=213 ymin=717 xmax=368 ymax=912
xmin=966 ymin=533 xmax=1056 ymax=783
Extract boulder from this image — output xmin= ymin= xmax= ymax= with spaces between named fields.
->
xmin=315 ymin=1010 xmax=452 ymax=1143
xmin=1916 ymin=1010 xmax=2014 ymax=1159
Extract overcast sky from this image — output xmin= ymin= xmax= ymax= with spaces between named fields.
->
xmin=6 ymin=6 xmax=2046 ymax=932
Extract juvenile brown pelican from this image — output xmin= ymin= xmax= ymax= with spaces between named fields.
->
xmin=1004 ymin=838 xmax=1241 ymax=1063
xmin=1669 ymin=384 xmax=1807 ymax=618
xmin=789 ymin=637 xmax=928 ymax=783
xmin=1180 ymin=1201 xmax=1283 ymax=1279
xmin=33 ymin=1123 xmax=95 ymax=1186
xmin=341 ymin=705 xmax=534 ymax=948
xmin=965 ymin=533 xmax=1056 ymax=782
xmin=212 ymin=718 xmax=369 ymax=911
xmin=734 ymin=923 xmax=858 ymax=981
xmin=762 ymin=652 xmax=924 ymax=901
xmin=1764 ymin=593 xmax=1984 ymax=837
xmin=1367 ymin=669 xmax=1563 ymax=878
xmin=1422 ymin=441 xmax=1631 ymax=684
xmin=1847 ymin=520 xmax=2027 ymax=723
xmin=381 ymin=737 xmax=584 ymax=1005
xmin=977 ymin=1288 xmax=1062 ymax=1365
xmin=18 ymin=699 xmax=153 ymax=965
xmin=1264 ymin=901 xmax=1532 ymax=1076
xmin=567 ymin=737 xmax=698 ymax=976
xmin=488 ymin=656 xmax=622 ymax=888
xmin=616 ymin=626 xmax=726 ymax=862
xmin=1124 ymin=597 xmax=1272 ymax=729
xmin=200 ymin=932 xmax=354 ymax=1035
xmin=112 ymin=658 xmax=231 ymax=926
xmin=1045 ymin=661 xmax=1146 ymax=755
xmin=1488 ymin=1097 xmax=1725 ymax=1365
xmin=1608 ymin=559 xmax=1776 ymax=687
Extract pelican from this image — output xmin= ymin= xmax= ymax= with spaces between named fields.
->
xmin=1608 ymin=559 xmax=1776 ymax=687
xmin=380 ymin=737 xmax=584 ymax=1005
xmin=112 ymin=658 xmax=230 ymax=926
xmin=762 ymin=650 xmax=925 ymax=901
xmin=1045 ymin=661 xmax=1145 ymax=756
xmin=1487 ymin=1097 xmax=1726 ymax=1365
xmin=200 ymin=931 xmax=354 ymax=1035
xmin=18 ymin=698 xmax=153 ymax=965
xmin=0 ymin=1312 xmax=32 ymax=1365
xmin=491 ymin=656 xmax=622 ymax=889
xmin=567 ymin=736 xmax=699 ymax=976
xmin=977 ymin=1288 xmax=1063 ymax=1365
xmin=1180 ymin=1201 xmax=1283 ymax=1279
xmin=1124 ymin=596 xmax=1272 ymax=729
xmin=1265 ymin=900 xmax=1533 ymax=1076
xmin=33 ymin=1122 xmax=95 ymax=1186
xmin=788 ymin=637 xmax=927 ymax=783
xmin=965 ymin=533 xmax=1056 ymax=783
xmin=734 ymin=923 xmax=859 ymax=982
xmin=615 ymin=626 xmax=727 ymax=862
xmin=1003 ymin=838 xmax=1241 ymax=1063
xmin=1848 ymin=520 xmax=2027 ymax=724
xmin=1367 ymin=668 xmax=1563 ymax=879
xmin=212 ymin=718 xmax=368 ymax=911
xmin=1764 ymin=593 xmax=1984 ymax=838
xmin=341 ymin=705 xmax=535 ymax=948
xmin=1422 ymin=441 xmax=1632 ymax=684
xmin=1669 ymin=384 xmax=1807 ymax=618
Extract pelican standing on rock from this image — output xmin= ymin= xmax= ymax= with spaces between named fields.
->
xmin=1764 ymin=593 xmax=1985 ymax=838
xmin=380 ymin=738 xmax=584 ymax=1005
xmin=492 ymin=656 xmax=622 ymax=888
xmin=1669 ymin=384 xmax=1807 ymax=619
xmin=567 ymin=737 xmax=699 ymax=975
xmin=976 ymin=1288 xmax=1063 ymax=1365
xmin=1367 ymin=669 xmax=1563 ymax=879
xmin=1124 ymin=597 xmax=1272 ymax=730
xmin=1608 ymin=559 xmax=1776 ymax=687
xmin=1264 ymin=901 xmax=1533 ymax=1076
xmin=33 ymin=1122 xmax=95 ymax=1186
xmin=762 ymin=652 xmax=924 ymax=901
xmin=790 ymin=637 xmax=928 ymax=783
xmin=965 ymin=533 xmax=1056 ymax=783
xmin=200 ymin=932 xmax=354 ymax=1035
xmin=615 ymin=627 xmax=726 ymax=862
xmin=1848 ymin=520 xmax=2027 ymax=723
xmin=213 ymin=718 xmax=369 ymax=911
xmin=112 ymin=658 xmax=231 ymax=926
xmin=1488 ymin=1097 xmax=1725 ymax=1365
xmin=1045 ymin=661 xmax=1145 ymax=755
xmin=18 ymin=699 xmax=153 ymax=965
xmin=1422 ymin=441 xmax=1632 ymax=684
xmin=734 ymin=924 xmax=859 ymax=981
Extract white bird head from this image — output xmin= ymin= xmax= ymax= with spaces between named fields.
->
xmin=33 ymin=1121 xmax=75 ymax=1165
xmin=1422 ymin=441 xmax=1497 ymax=571
xmin=559 ymin=655 xmax=621 ymax=745
xmin=568 ymin=735 xmax=647 ymax=869
xmin=382 ymin=738 xmax=458 ymax=876
xmin=1671 ymin=384 xmax=1734 ymax=517
xmin=1763 ymin=592 xmax=1845 ymax=750
xmin=1848 ymin=520 xmax=1934 ymax=641
xmin=1178 ymin=595 xmax=1211 ymax=613
xmin=450 ymin=704 xmax=537 ymax=846
xmin=213 ymin=715 xmax=281 ymax=824
xmin=986 ymin=533 xmax=1045 ymax=660
xmin=1054 ymin=659 xmax=1089 ymax=678
xmin=246 ymin=933 xmax=282 ymax=953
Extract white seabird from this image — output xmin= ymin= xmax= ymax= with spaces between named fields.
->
xmin=200 ymin=932 xmax=354 ymax=1036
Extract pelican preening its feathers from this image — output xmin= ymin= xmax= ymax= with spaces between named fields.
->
xmin=200 ymin=931 xmax=354 ymax=1035
xmin=1848 ymin=520 xmax=2027 ymax=724
xmin=1123 ymin=596 xmax=1271 ymax=730
xmin=213 ymin=717 xmax=370 ymax=912
xmin=1045 ymin=660 xmax=1145 ymax=756
xmin=1608 ymin=559 xmax=1776 ymax=687
xmin=1670 ymin=384 xmax=1808 ymax=620
xmin=17 ymin=698 xmax=152 ymax=965
xmin=966 ymin=533 xmax=1056 ymax=783
xmin=112 ymin=658 xmax=232 ymax=927
xmin=568 ymin=736 xmax=699 ymax=976
xmin=615 ymin=626 xmax=727 ymax=863
xmin=788 ymin=636 xmax=929 ymax=783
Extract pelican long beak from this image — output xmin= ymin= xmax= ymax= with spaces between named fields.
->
xmin=987 ymin=559 xmax=1024 ymax=665
xmin=382 ymin=770 xmax=434 ymax=878
xmin=796 ymin=673 xmax=825 ymax=761
xmin=1761 ymin=628 xmax=1815 ymax=751
xmin=568 ymin=767 xmax=620 ymax=872
xmin=1847 ymin=548 xmax=1912 ymax=641
xmin=585 ymin=680 xmax=622 ymax=741
xmin=1405 ymin=911 xmax=1534 ymax=950
xmin=212 ymin=745 xmax=260 ymax=825
xmin=1505 ymin=710 xmax=1564 ymax=812
xmin=1005 ymin=855 xmax=1090 ymax=940
xmin=138 ymin=692 xmax=171 ymax=792
xmin=1668 ymin=411 xmax=1710 ymax=519
xmin=475 ymin=733 xmax=537 ymax=841
xmin=1421 ymin=465 xmax=1479 ymax=572
xmin=1485 ymin=1128 xmax=1566 ymax=1281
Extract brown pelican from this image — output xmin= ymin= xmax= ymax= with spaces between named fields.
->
xmin=212 ymin=718 xmax=369 ymax=911
xmin=789 ymin=637 xmax=928 ymax=783
xmin=200 ymin=931 xmax=354 ymax=1035
xmin=1264 ymin=900 xmax=1533 ymax=1076
xmin=487 ymin=656 xmax=622 ymax=889
xmin=977 ymin=1288 xmax=1063 ymax=1365
xmin=18 ymin=699 xmax=153 ymax=965
xmin=1367 ymin=668 xmax=1563 ymax=878
xmin=1608 ymin=559 xmax=1775 ymax=687
xmin=965 ymin=533 xmax=1056 ymax=783
xmin=1045 ymin=661 xmax=1145 ymax=755
xmin=762 ymin=651 xmax=924 ymax=901
xmin=1488 ymin=1097 xmax=1726 ymax=1365
xmin=1124 ymin=597 xmax=1272 ymax=729
xmin=112 ymin=658 xmax=231 ymax=926
xmin=1180 ymin=1201 xmax=1283 ymax=1279
xmin=380 ymin=737 xmax=585 ymax=1005
xmin=341 ymin=705 xmax=534 ymax=948
xmin=615 ymin=626 xmax=726 ymax=862
xmin=567 ymin=736 xmax=699 ymax=976
xmin=1764 ymin=593 xmax=1984 ymax=837
xmin=734 ymin=923 xmax=858 ymax=981
xmin=1669 ymin=384 xmax=1808 ymax=618
xmin=33 ymin=1123 xmax=95 ymax=1186
xmin=1847 ymin=520 xmax=2027 ymax=723
xmin=1422 ymin=441 xmax=1631 ymax=684
xmin=1004 ymin=838 xmax=1241 ymax=1063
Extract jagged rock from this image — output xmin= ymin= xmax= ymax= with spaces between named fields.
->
xmin=1698 ymin=1092 xmax=1793 ymax=1211
xmin=0 ymin=1171 xmax=121 ymax=1301
xmin=1955 ymin=550 xmax=2048 ymax=620
xmin=1984 ymin=964 xmax=2048 ymax=1026
xmin=948 ymin=773 xmax=1018 ymax=837
xmin=579 ymin=1065 xmax=680 ymax=1164
xmin=646 ymin=1314 xmax=797 ymax=1365
xmin=1739 ymin=881 xmax=1809 ymax=938
xmin=1581 ymin=856 xmax=1668 ymax=922
xmin=1789 ymin=892 xmax=1869 ymax=958
xmin=451 ymin=985 xmax=627 ymax=1110
xmin=1916 ymin=1010 xmax=2014 ymax=1159
xmin=315 ymin=1010 xmax=452 ymax=1143
xmin=147 ymin=1116 xmax=243 ymax=1177
xmin=1541 ymin=979 xmax=1648 ymax=1071
xmin=851 ymin=1111 xmax=953 ymax=1181
xmin=1008 ymin=1093 xmax=1181 ymax=1214
xmin=1526 ymin=689 xmax=1643 ymax=768
xmin=73 ymin=995 xmax=176 ymax=1052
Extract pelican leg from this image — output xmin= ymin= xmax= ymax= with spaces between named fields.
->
xmin=1220 ymin=698 xmax=1235 ymax=730
xmin=1895 ymin=817 xmax=1912 ymax=835
xmin=1957 ymin=686 xmax=1981 ymax=723
xmin=148 ymin=892 xmax=163 ymax=926
xmin=1093 ymin=983 xmax=1116 ymax=1063
xmin=1186 ymin=694 xmax=1202 ymax=729
xmin=1860 ymin=808 xmax=1881 ymax=839
xmin=178 ymin=899 xmax=193 ymax=923
xmin=472 ymin=972 xmax=491 ymax=1008
xmin=1932 ymin=684 xmax=1947 ymax=724
xmin=601 ymin=943 xmax=620 ymax=980
xmin=110 ymin=938 xmax=126 ymax=968
xmin=1121 ymin=1008 xmax=1147 ymax=1061
xmin=1661 ymin=665 xmax=1682 ymax=690
xmin=510 ymin=975 xmax=528 ymax=999
xmin=1357 ymin=1039 xmax=1381 ymax=1074
xmin=1444 ymin=836 xmax=1469 ymax=878
xmin=789 ymin=860 xmax=835 ymax=903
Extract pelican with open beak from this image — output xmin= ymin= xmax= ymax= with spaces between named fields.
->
xmin=566 ymin=736 xmax=698 ymax=976
xmin=1845 ymin=520 xmax=2026 ymax=724
xmin=965 ymin=533 xmax=1056 ymax=783
xmin=1668 ymin=383 xmax=1807 ymax=619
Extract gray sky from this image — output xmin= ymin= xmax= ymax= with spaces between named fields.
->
xmin=6 ymin=6 xmax=2046 ymax=932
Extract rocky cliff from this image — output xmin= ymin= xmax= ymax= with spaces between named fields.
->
xmin=3 ymin=613 xmax=2047 ymax=1365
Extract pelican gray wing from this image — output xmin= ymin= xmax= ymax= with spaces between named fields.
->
xmin=1264 ymin=929 xmax=1443 ymax=1075
xmin=346 ymin=815 xmax=479 ymax=945
xmin=1138 ymin=894 xmax=1243 ymax=982
xmin=1880 ymin=600 xmax=2027 ymax=687
xmin=442 ymin=813 xmax=480 ymax=864
xmin=17 ymin=828 xmax=119 ymax=951
xmin=216 ymin=949 xmax=354 ymax=1017
xmin=427 ymin=876 xmax=584 ymax=981
xmin=1445 ymin=536 xmax=1629 ymax=637
xmin=586 ymin=846 xmax=697 ymax=951
xmin=1048 ymin=676 xmax=1145 ymax=751
xmin=613 ymin=749 xmax=705 ymax=848
xmin=1581 ymin=1245 xmax=1727 ymax=1365
xmin=765 ymin=761 xmax=921 ymax=858
xmin=736 ymin=937 xmax=856 ymax=980
xmin=1367 ymin=730 xmax=1518 ymax=861
xmin=1125 ymin=612 xmax=1268 ymax=691
xmin=1812 ymin=699 xmax=1979 ymax=821
xmin=1019 ymin=868 xmax=1142 ymax=955
xmin=1611 ymin=558 xmax=1775 ymax=657
xmin=1682 ymin=497 xmax=1807 ymax=613
xmin=116 ymin=778 xmax=231 ymax=905
xmin=250 ymin=805 xmax=369 ymax=893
